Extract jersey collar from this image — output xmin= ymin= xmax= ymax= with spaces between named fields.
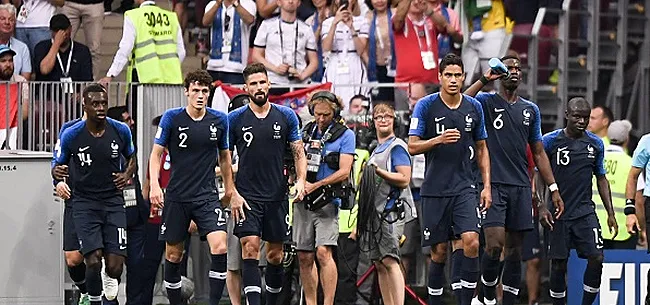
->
xmin=140 ymin=1 xmax=155 ymax=7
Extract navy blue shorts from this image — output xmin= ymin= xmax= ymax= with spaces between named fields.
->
xmin=420 ymin=191 xmax=481 ymax=247
xmin=73 ymin=196 xmax=127 ymax=257
xmin=234 ymin=198 xmax=289 ymax=243
xmin=548 ymin=213 xmax=603 ymax=259
xmin=482 ymin=184 xmax=534 ymax=231
xmin=63 ymin=205 xmax=80 ymax=251
xmin=521 ymin=218 xmax=543 ymax=261
xmin=159 ymin=196 xmax=227 ymax=244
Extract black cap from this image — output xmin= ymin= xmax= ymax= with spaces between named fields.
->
xmin=50 ymin=14 xmax=71 ymax=31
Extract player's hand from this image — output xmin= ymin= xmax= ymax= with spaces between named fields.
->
xmin=608 ymin=214 xmax=619 ymax=239
xmin=483 ymin=68 xmax=507 ymax=82
xmin=479 ymin=186 xmax=492 ymax=212
xmin=276 ymin=63 xmax=291 ymax=75
xmin=626 ymin=214 xmax=640 ymax=235
xmin=56 ymin=181 xmax=71 ymax=200
xmin=304 ymin=182 xmax=319 ymax=195
xmin=435 ymin=129 xmax=461 ymax=145
xmin=349 ymin=227 xmax=357 ymax=241
xmin=112 ymin=172 xmax=130 ymax=190
xmin=230 ymin=191 xmax=250 ymax=223
xmin=550 ymin=190 xmax=564 ymax=219
xmin=293 ymin=179 xmax=305 ymax=201
xmin=538 ymin=206 xmax=555 ymax=231
xmin=52 ymin=165 xmax=69 ymax=181
xmin=150 ymin=185 xmax=165 ymax=209
xmin=188 ymin=221 xmax=198 ymax=234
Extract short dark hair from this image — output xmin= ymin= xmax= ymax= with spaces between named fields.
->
xmin=439 ymin=53 xmax=464 ymax=74
xmin=364 ymin=0 xmax=391 ymax=12
xmin=152 ymin=115 xmax=162 ymax=126
xmin=82 ymin=83 xmax=107 ymax=100
xmin=107 ymin=106 xmax=128 ymax=121
xmin=593 ymin=105 xmax=614 ymax=126
xmin=184 ymin=70 xmax=213 ymax=89
xmin=501 ymin=53 xmax=520 ymax=62
xmin=243 ymin=63 xmax=267 ymax=82
xmin=350 ymin=94 xmax=369 ymax=103
xmin=567 ymin=97 xmax=591 ymax=111
xmin=50 ymin=14 xmax=71 ymax=32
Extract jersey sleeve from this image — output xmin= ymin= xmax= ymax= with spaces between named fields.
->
xmin=474 ymin=92 xmax=491 ymax=105
xmin=408 ymin=96 xmax=430 ymax=137
xmin=390 ymin=145 xmax=411 ymax=172
xmin=227 ymin=111 xmax=237 ymax=151
xmin=218 ymin=113 xmax=230 ymax=150
xmin=52 ymin=121 xmax=74 ymax=168
xmin=340 ymin=130 xmax=356 ymax=154
xmin=116 ymin=121 xmax=136 ymax=158
xmin=632 ymin=135 xmax=650 ymax=169
xmin=154 ymin=110 xmax=174 ymax=147
xmin=541 ymin=130 xmax=558 ymax=155
xmin=593 ymin=137 xmax=606 ymax=176
xmin=55 ymin=128 xmax=74 ymax=166
xmin=281 ymin=106 xmax=301 ymax=142
xmin=471 ymin=98 xmax=488 ymax=141
xmin=253 ymin=20 xmax=269 ymax=48
xmin=528 ymin=103 xmax=543 ymax=143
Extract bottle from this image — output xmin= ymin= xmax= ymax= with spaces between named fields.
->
xmin=488 ymin=58 xmax=509 ymax=78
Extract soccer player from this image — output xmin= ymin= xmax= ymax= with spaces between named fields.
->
xmin=228 ymin=62 xmax=307 ymax=305
xmin=408 ymin=53 xmax=491 ymax=305
xmin=464 ymin=54 xmax=564 ymax=305
xmin=53 ymin=84 xmax=136 ymax=305
xmin=541 ymin=97 xmax=618 ymax=305
xmin=148 ymin=70 xmax=235 ymax=305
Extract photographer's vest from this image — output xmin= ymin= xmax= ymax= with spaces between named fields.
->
xmin=368 ymin=137 xmax=416 ymax=222
xmin=592 ymin=145 xmax=631 ymax=241
xmin=124 ymin=3 xmax=183 ymax=84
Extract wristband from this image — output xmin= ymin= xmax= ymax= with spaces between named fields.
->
xmin=548 ymin=183 xmax=558 ymax=192
xmin=624 ymin=199 xmax=636 ymax=215
xmin=479 ymin=75 xmax=489 ymax=85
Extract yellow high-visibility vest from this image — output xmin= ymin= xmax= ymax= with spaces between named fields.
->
xmin=593 ymin=145 xmax=631 ymax=241
xmin=124 ymin=5 xmax=183 ymax=84
xmin=338 ymin=149 xmax=369 ymax=233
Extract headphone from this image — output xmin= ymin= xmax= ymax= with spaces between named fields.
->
xmin=309 ymin=91 xmax=342 ymax=119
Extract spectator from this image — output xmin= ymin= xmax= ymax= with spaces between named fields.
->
xmin=348 ymin=94 xmax=369 ymax=114
xmin=34 ymin=14 xmax=93 ymax=82
xmin=60 ymin=0 xmax=104 ymax=78
xmin=14 ymin=0 xmax=62 ymax=55
xmin=430 ymin=0 xmax=462 ymax=58
xmin=0 ymin=4 xmax=31 ymax=80
xmin=392 ymin=0 xmax=449 ymax=110
xmin=0 ymin=45 xmax=29 ymax=150
xmin=202 ymin=0 xmax=257 ymax=84
xmin=257 ymin=0 xmax=279 ymax=18
xmin=364 ymin=0 xmax=395 ymax=102
xmin=588 ymin=104 xmax=614 ymax=147
xmin=252 ymin=0 xmax=319 ymax=93
xmin=305 ymin=0 xmax=331 ymax=82
xmin=461 ymin=0 xmax=507 ymax=86
xmin=321 ymin=0 xmax=369 ymax=111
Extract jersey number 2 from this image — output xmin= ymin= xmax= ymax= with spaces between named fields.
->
xmin=179 ymin=132 xmax=188 ymax=148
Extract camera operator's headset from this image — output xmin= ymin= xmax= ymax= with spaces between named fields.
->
xmin=308 ymin=91 xmax=343 ymax=120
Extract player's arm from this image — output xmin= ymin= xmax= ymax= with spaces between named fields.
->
xmin=149 ymin=144 xmax=166 ymax=207
xmin=464 ymin=69 xmax=505 ymax=97
xmin=290 ymin=139 xmax=307 ymax=197
xmin=476 ymin=139 xmax=492 ymax=211
xmin=596 ymin=174 xmax=618 ymax=238
xmin=218 ymin=149 xmax=235 ymax=205
xmin=52 ymin=132 xmax=72 ymax=182
xmin=625 ymin=166 xmax=644 ymax=234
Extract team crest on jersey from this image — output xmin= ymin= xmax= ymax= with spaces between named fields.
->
xmin=111 ymin=141 xmax=120 ymax=158
xmin=523 ymin=108 xmax=531 ymax=126
xmin=210 ymin=124 xmax=219 ymax=141
xmin=423 ymin=228 xmax=431 ymax=240
xmin=273 ymin=122 xmax=282 ymax=139
xmin=587 ymin=144 xmax=595 ymax=159
xmin=464 ymin=114 xmax=473 ymax=132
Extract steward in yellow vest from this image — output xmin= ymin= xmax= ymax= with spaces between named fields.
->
xmin=101 ymin=0 xmax=185 ymax=85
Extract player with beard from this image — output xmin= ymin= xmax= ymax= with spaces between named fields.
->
xmin=464 ymin=54 xmax=564 ymax=305
xmin=149 ymin=70 xmax=235 ymax=305
xmin=228 ymin=63 xmax=307 ymax=305
xmin=541 ymin=97 xmax=618 ymax=305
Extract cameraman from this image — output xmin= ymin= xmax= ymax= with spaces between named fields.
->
xmin=295 ymin=91 xmax=356 ymax=305
xmin=359 ymin=103 xmax=413 ymax=305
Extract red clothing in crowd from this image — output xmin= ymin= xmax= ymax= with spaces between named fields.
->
xmin=393 ymin=16 xmax=440 ymax=84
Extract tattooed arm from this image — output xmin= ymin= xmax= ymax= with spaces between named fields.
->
xmin=291 ymin=140 xmax=307 ymax=200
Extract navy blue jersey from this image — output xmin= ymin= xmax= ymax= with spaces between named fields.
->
xmin=53 ymin=118 xmax=83 ymax=206
xmin=475 ymin=93 xmax=542 ymax=186
xmin=154 ymin=107 xmax=229 ymax=202
xmin=409 ymin=93 xmax=488 ymax=197
xmin=55 ymin=118 xmax=135 ymax=207
xmin=228 ymin=104 xmax=301 ymax=202
xmin=542 ymin=130 xmax=606 ymax=220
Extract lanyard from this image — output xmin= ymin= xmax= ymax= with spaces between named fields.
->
xmin=311 ymin=122 xmax=334 ymax=144
xmin=56 ymin=40 xmax=74 ymax=77
xmin=278 ymin=19 xmax=299 ymax=68
xmin=409 ymin=17 xmax=432 ymax=52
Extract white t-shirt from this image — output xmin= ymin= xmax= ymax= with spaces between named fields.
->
xmin=16 ymin=0 xmax=55 ymax=28
xmin=321 ymin=15 xmax=369 ymax=52
xmin=205 ymin=0 xmax=256 ymax=73
xmin=254 ymin=16 xmax=317 ymax=84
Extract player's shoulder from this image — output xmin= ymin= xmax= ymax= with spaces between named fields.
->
xmin=61 ymin=118 xmax=83 ymax=132
xmin=107 ymin=117 xmax=132 ymax=135
xmin=228 ymin=104 xmax=248 ymax=120
xmin=475 ymin=91 xmax=497 ymax=103
xmin=542 ymin=129 xmax=563 ymax=141
xmin=519 ymin=97 xmax=540 ymax=111
xmin=163 ymin=107 xmax=185 ymax=118
xmin=463 ymin=94 xmax=482 ymax=108
xmin=585 ymin=131 xmax=605 ymax=148
xmin=272 ymin=103 xmax=297 ymax=120
xmin=61 ymin=119 xmax=87 ymax=139
xmin=206 ymin=107 xmax=228 ymax=121
xmin=414 ymin=92 xmax=438 ymax=110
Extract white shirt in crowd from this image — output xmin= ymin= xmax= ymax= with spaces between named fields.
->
xmin=106 ymin=1 xmax=186 ymax=78
xmin=205 ymin=0 xmax=256 ymax=73
xmin=16 ymin=0 xmax=55 ymax=28
xmin=254 ymin=16 xmax=317 ymax=84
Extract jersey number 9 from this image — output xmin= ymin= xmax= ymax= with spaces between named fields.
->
xmin=145 ymin=12 xmax=170 ymax=27
xmin=243 ymin=131 xmax=254 ymax=147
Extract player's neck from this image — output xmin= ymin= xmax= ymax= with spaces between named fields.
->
xmin=186 ymin=107 xmax=207 ymax=120
xmin=499 ymin=87 xmax=518 ymax=103
xmin=440 ymin=91 xmax=462 ymax=109
xmin=86 ymin=119 xmax=106 ymax=137
xmin=563 ymin=127 xmax=583 ymax=139
xmin=249 ymin=102 xmax=271 ymax=118
xmin=281 ymin=11 xmax=297 ymax=23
